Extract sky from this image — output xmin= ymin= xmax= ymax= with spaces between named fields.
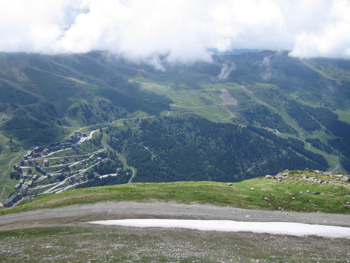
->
xmin=0 ymin=0 xmax=350 ymax=63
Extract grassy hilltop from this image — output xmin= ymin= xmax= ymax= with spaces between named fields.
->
xmin=1 ymin=170 xmax=350 ymax=263
xmin=2 ymin=169 xmax=350 ymax=215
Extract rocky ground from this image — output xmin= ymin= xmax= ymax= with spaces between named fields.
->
xmin=0 ymin=201 xmax=350 ymax=262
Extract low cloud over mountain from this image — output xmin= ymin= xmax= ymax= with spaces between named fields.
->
xmin=1 ymin=0 xmax=350 ymax=62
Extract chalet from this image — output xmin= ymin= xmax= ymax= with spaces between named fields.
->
xmin=43 ymin=148 xmax=49 ymax=155
xmin=27 ymin=151 xmax=33 ymax=156
xmin=27 ymin=181 xmax=33 ymax=187
xmin=69 ymin=134 xmax=80 ymax=143
xmin=19 ymin=179 xmax=24 ymax=185
xmin=20 ymin=158 xmax=25 ymax=165
xmin=34 ymin=146 xmax=44 ymax=153
xmin=97 ymin=157 xmax=102 ymax=162
xmin=2 ymin=194 xmax=23 ymax=207
xmin=14 ymin=184 xmax=21 ymax=189
xmin=32 ymin=174 xmax=39 ymax=180
xmin=60 ymin=160 xmax=65 ymax=164
xmin=23 ymin=172 xmax=28 ymax=179
xmin=44 ymin=159 xmax=49 ymax=166
xmin=23 ymin=154 xmax=28 ymax=160
xmin=28 ymin=159 xmax=33 ymax=165
xmin=49 ymin=145 xmax=61 ymax=151
xmin=62 ymin=142 xmax=72 ymax=148
xmin=21 ymin=184 xmax=29 ymax=195
xmin=27 ymin=167 xmax=32 ymax=174
xmin=13 ymin=164 xmax=20 ymax=170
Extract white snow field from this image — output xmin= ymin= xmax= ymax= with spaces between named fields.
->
xmin=90 ymin=219 xmax=350 ymax=239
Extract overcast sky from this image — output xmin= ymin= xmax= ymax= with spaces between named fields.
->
xmin=0 ymin=0 xmax=349 ymax=62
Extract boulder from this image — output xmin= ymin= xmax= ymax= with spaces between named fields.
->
xmin=265 ymin=175 xmax=273 ymax=179
xmin=342 ymin=176 xmax=350 ymax=182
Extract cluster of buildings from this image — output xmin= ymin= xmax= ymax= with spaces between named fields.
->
xmin=47 ymin=131 xmax=86 ymax=152
xmin=67 ymin=174 xmax=86 ymax=185
xmin=2 ymin=193 xmax=23 ymax=207
xmin=2 ymin=130 xmax=92 ymax=207
xmin=3 ymin=169 xmax=41 ymax=207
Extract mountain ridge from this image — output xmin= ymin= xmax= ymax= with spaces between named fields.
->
xmin=0 ymin=50 xmax=350 ymax=200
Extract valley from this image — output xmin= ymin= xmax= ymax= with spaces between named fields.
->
xmin=0 ymin=50 xmax=350 ymax=204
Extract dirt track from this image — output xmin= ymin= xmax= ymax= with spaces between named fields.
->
xmin=1 ymin=202 xmax=350 ymax=262
xmin=1 ymin=201 xmax=350 ymax=230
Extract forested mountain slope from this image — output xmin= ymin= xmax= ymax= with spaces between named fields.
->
xmin=0 ymin=50 xmax=349 ymax=181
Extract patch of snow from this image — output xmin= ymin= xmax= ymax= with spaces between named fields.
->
xmin=89 ymin=219 xmax=350 ymax=239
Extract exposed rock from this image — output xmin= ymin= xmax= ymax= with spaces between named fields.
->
xmin=314 ymin=192 xmax=320 ymax=195
xmin=264 ymin=197 xmax=269 ymax=201
xmin=342 ymin=176 xmax=350 ymax=182
xmin=265 ymin=175 xmax=273 ymax=179
xmin=227 ymin=183 xmax=232 ymax=186
xmin=344 ymin=205 xmax=350 ymax=209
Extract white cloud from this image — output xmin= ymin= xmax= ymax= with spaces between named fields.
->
xmin=290 ymin=0 xmax=350 ymax=58
xmin=0 ymin=0 xmax=349 ymax=61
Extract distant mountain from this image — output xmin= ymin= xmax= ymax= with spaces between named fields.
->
xmin=0 ymin=50 xmax=349 ymax=176
xmin=207 ymin=48 xmax=261 ymax=55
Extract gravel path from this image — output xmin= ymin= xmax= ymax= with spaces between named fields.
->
xmin=1 ymin=202 xmax=350 ymax=262
xmin=1 ymin=201 xmax=350 ymax=230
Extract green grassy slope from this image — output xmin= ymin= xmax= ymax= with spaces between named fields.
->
xmin=2 ymin=170 xmax=349 ymax=215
